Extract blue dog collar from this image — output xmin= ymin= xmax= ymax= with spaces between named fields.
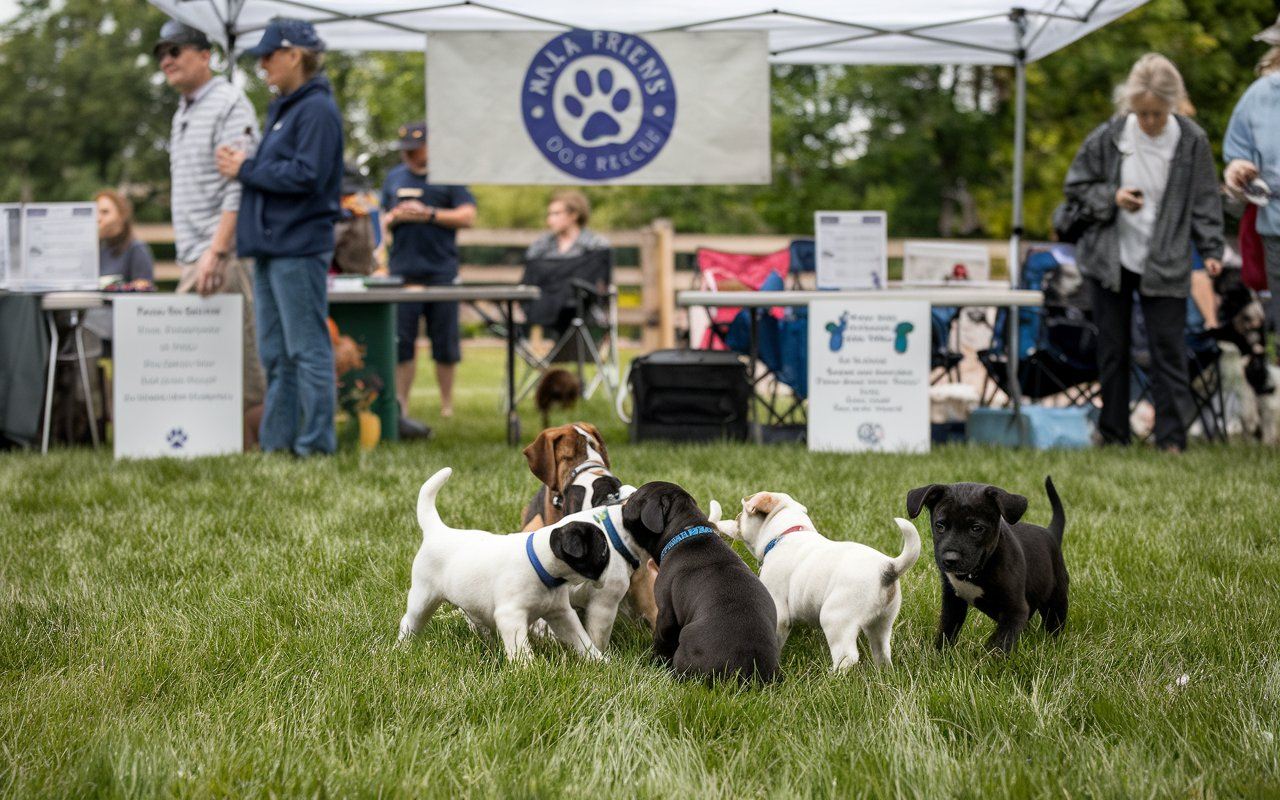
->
xmin=525 ymin=534 xmax=565 ymax=588
xmin=596 ymin=511 xmax=640 ymax=570
xmin=658 ymin=525 xmax=717 ymax=563
xmin=760 ymin=525 xmax=810 ymax=563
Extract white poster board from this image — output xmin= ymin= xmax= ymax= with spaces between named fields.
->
xmin=807 ymin=299 xmax=931 ymax=452
xmin=112 ymin=294 xmax=243 ymax=459
xmin=901 ymin=240 xmax=991 ymax=284
xmin=814 ymin=211 xmax=887 ymax=289
xmin=0 ymin=204 xmax=18 ymax=288
xmin=7 ymin=203 xmax=99 ymax=290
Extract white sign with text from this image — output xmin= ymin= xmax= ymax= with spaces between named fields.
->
xmin=814 ymin=211 xmax=887 ymax=290
xmin=807 ymin=299 xmax=931 ymax=453
xmin=112 ymin=294 xmax=243 ymax=459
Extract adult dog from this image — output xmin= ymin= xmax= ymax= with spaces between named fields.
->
xmin=718 ymin=490 xmax=920 ymax=669
xmin=398 ymin=467 xmax=609 ymax=663
xmin=520 ymin=422 xmax=656 ymax=629
xmin=622 ymin=481 xmax=780 ymax=683
xmin=906 ymin=477 xmax=1067 ymax=654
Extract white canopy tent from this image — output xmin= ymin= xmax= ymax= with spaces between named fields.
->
xmin=148 ymin=0 xmax=1151 ymax=274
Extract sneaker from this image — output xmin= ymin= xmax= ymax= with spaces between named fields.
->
xmin=398 ymin=416 xmax=434 ymax=440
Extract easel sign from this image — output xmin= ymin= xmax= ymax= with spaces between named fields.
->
xmin=901 ymin=240 xmax=991 ymax=284
xmin=814 ymin=211 xmax=887 ymax=290
xmin=112 ymin=294 xmax=243 ymax=459
xmin=807 ymin=298 xmax=931 ymax=453
xmin=3 ymin=203 xmax=99 ymax=291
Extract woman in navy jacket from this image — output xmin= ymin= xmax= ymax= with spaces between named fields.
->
xmin=217 ymin=18 xmax=343 ymax=456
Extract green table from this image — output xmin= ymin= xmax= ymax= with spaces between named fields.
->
xmin=329 ymin=284 xmax=540 ymax=445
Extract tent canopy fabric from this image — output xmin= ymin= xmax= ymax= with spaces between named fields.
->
xmin=149 ymin=1 xmax=1148 ymax=66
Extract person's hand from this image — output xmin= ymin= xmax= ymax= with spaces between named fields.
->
xmin=215 ymin=145 xmax=246 ymax=179
xmin=1203 ymin=257 xmax=1223 ymax=277
xmin=1225 ymin=159 xmax=1259 ymax=191
xmin=195 ymin=249 xmax=229 ymax=296
xmin=1116 ymin=186 xmax=1144 ymax=212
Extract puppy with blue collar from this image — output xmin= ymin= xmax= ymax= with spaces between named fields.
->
xmin=716 ymin=491 xmax=920 ymax=669
xmin=622 ymin=481 xmax=780 ymax=684
xmin=397 ymin=467 xmax=610 ymax=663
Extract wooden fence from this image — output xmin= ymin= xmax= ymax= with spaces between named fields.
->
xmin=136 ymin=223 xmax=1010 ymax=350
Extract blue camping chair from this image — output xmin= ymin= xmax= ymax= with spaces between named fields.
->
xmin=723 ymin=270 xmax=808 ymax=426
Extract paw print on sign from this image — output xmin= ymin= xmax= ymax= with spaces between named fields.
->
xmin=554 ymin=57 xmax=642 ymax=147
xmin=166 ymin=428 xmax=188 ymax=450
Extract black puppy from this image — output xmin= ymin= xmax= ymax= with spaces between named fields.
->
xmin=906 ymin=476 xmax=1067 ymax=654
xmin=622 ymin=481 xmax=780 ymax=683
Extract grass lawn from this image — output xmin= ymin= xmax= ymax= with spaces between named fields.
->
xmin=2 ymin=343 xmax=1278 ymax=798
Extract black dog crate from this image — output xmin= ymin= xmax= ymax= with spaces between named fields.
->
xmin=628 ymin=349 xmax=751 ymax=442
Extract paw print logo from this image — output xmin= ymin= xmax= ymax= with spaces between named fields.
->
xmin=166 ymin=428 xmax=188 ymax=449
xmin=522 ymin=30 xmax=677 ymax=180
xmin=555 ymin=59 xmax=642 ymax=147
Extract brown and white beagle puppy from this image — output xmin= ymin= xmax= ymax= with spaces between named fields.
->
xmin=519 ymin=422 xmax=657 ymax=630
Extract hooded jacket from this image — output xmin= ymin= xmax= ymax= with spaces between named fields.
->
xmin=235 ymin=75 xmax=343 ymax=258
xmin=1063 ymin=114 xmax=1223 ymax=297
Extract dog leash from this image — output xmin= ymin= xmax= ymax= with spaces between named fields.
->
xmin=525 ymin=534 xmax=566 ymax=588
xmin=761 ymin=525 xmax=811 ymax=563
xmin=595 ymin=511 xmax=640 ymax=570
xmin=658 ymin=525 xmax=717 ymax=564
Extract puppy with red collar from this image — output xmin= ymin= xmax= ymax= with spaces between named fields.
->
xmin=520 ymin=423 xmax=656 ymax=632
xmin=398 ymin=468 xmax=610 ymax=663
xmin=717 ymin=491 xmax=921 ymax=669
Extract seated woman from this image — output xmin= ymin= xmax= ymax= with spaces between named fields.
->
xmin=95 ymin=189 xmax=155 ymax=290
xmin=525 ymin=189 xmax=609 ymax=260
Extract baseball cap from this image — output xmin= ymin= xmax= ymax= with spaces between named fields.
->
xmin=153 ymin=19 xmax=211 ymax=58
xmin=1255 ymin=13 xmax=1280 ymax=45
xmin=397 ymin=122 xmax=427 ymax=150
xmin=243 ymin=18 xmax=326 ymax=57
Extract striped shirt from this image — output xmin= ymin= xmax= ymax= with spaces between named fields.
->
xmin=169 ymin=77 xmax=259 ymax=263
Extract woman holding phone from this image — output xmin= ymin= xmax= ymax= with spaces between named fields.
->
xmin=1061 ymin=53 xmax=1223 ymax=453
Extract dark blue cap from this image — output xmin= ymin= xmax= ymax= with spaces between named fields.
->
xmin=243 ymin=18 xmax=325 ymax=57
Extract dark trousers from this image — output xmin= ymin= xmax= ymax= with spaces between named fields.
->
xmin=1090 ymin=269 xmax=1192 ymax=450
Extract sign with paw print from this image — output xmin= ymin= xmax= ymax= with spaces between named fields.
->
xmin=426 ymin=30 xmax=769 ymax=185
xmin=807 ymin=299 xmax=931 ymax=453
xmin=111 ymin=295 xmax=243 ymax=459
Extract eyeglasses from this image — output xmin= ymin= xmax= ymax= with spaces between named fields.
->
xmin=154 ymin=44 xmax=190 ymax=61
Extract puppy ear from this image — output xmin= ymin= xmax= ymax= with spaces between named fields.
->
xmin=743 ymin=492 xmax=775 ymax=516
xmin=640 ymin=496 xmax=666 ymax=535
xmin=522 ymin=429 xmax=559 ymax=488
xmin=985 ymin=487 xmax=1028 ymax=524
xmin=550 ymin=521 xmax=589 ymax=560
xmin=905 ymin=485 xmax=945 ymax=518
xmin=579 ymin=422 xmax=609 ymax=467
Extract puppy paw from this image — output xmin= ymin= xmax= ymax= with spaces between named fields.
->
xmin=528 ymin=618 xmax=553 ymax=639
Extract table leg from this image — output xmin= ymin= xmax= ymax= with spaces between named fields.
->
xmin=749 ymin=308 xmax=761 ymax=444
xmin=506 ymin=299 xmax=520 ymax=446
xmin=41 ymin=312 xmax=59 ymax=454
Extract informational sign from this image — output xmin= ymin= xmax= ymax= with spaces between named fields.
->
xmin=2 ymin=203 xmax=99 ymax=290
xmin=112 ymin=294 xmax=243 ymax=459
xmin=807 ymin=299 xmax=932 ymax=453
xmin=0 ymin=204 xmax=16 ymax=288
xmin=901 ymin=240 xmax=991 ymax=284
xmin=814 ymin=211 xmax=887 ymax=290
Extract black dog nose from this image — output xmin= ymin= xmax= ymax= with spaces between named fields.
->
xmin=941 ymin=551 xmax=962 ymax=569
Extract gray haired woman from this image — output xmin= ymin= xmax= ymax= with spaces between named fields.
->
xmin=1062 ymin=53 xmax=1223 ymax=453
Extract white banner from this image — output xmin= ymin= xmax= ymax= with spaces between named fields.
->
xmin=807 ymin=299 xmax=931 ymax=453
xmin=112 ymin=294 xmax=243 ymax=459
xmin=427 ymin=30 xmax=770 ymax=185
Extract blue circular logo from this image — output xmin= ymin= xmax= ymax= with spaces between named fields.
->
xmin=521 ymin=30 xmax=677 ymax=180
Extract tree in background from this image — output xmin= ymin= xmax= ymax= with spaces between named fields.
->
xmin=1 ymin=0 xmax=1276 ymax=238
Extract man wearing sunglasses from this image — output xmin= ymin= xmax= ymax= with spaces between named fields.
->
xmin=154 ymin=20 xmax=266 ymax=450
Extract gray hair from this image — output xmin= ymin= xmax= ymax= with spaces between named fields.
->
xmin=299 ymin=48 xmax=325 ymax=79
xmin=1259 ymin=46 xmax=1280 ymax=76
xmin=1113 ymin=53 xmax=1186 ymax=115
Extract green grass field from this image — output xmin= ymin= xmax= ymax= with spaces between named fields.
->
xmin=2 ymin=344 xmax=1278 ymax=798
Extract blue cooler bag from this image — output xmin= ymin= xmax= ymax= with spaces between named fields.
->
xmin=967 ymin=406 xmax=1096 ymax=449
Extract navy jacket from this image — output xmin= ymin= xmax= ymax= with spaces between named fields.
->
xmin=236 ymin=76 xmax=343 ymax=258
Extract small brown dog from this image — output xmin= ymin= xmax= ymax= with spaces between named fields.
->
xmin=534 ymin=368 xmax=581 ymax=428
xmin=520 ymin=422 xmax=657 ymax=629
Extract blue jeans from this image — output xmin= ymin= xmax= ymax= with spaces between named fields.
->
xmin=254 ymin=254 xmax=336 ymax=456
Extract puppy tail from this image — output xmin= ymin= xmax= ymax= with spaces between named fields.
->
xmin=884 ymin=517 xmax=922 ymax=585
xmin=416 ymin=467 xmax=453 ymax=535
xmin=1044 ymin=475 xmax=1065 ymax=544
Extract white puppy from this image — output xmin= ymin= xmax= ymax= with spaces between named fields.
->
xmin=398 ymin=468 xmax=610 ymax=663
xmin=716 ymin=491 xmax=921 ymax=669
xmin=557 ymin=496 xmax=649 ymax=650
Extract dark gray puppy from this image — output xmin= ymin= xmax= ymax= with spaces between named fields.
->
xmin=906 ymin=476 xmax=1067 ymax=653
xmin=622 ymin=481 xmax=780 ymax=684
